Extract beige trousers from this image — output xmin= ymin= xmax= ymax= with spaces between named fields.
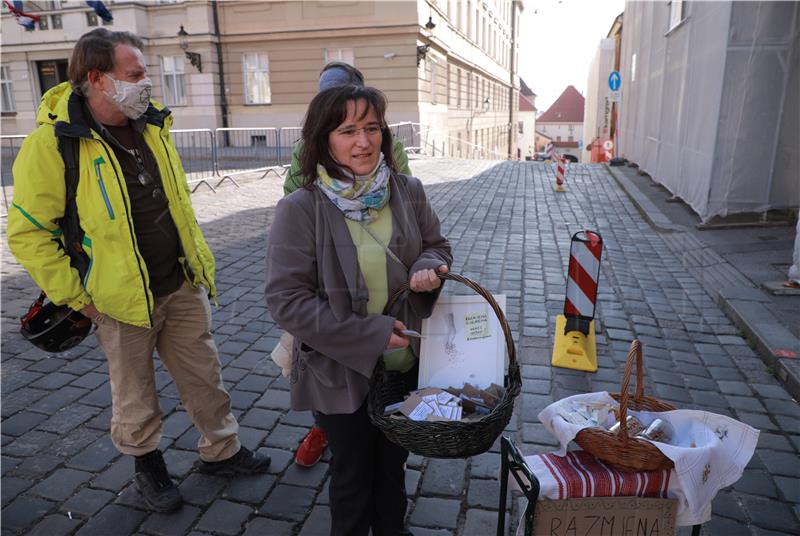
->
xmin=94 ymin=282 xmax=240 ymax=461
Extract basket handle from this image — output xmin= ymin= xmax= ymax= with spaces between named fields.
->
xmin=615 ymin=339 xmax=645 ymax=440
xmin=382 ymin=271 xmax=516 ymax=372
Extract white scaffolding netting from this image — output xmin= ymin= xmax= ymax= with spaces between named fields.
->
xmin=617 ymin=1 xmax=799 ymax=222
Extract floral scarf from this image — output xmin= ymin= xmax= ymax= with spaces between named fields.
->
xmin=316 ymin=154 xmax=391 ymax=223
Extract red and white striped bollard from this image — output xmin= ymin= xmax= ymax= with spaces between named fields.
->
xmin=551 ymin=230 xmax=603 ymax=371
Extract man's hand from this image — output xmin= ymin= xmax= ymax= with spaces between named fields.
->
xmin=80 ymin=303 xmax=102 ymax=322
xmin=410 ymin=265 xmax=448 ymax=293
xmin=387 ymin=319 xmax=411 ymax=350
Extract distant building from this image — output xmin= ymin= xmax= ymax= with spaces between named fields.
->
xmin=534 ymin=130 xmax=552 ymax=152
xmin=536 ymin=85 xmax=584 ymax=162
xmin=617 ymin=1 xmax=798 ymax=221
xmin=583 ymin=12 xmax=622 ymax=164
xmin=517 ymin=78 xmax=537 ymax=159
xmin=1 ymin=0 xmax=524 ymax=158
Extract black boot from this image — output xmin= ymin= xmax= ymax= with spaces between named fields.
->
xmin=134 ymin=450 xmax=182 ymax=512
xmin=194 ymin=446 xmax=271 ymax=476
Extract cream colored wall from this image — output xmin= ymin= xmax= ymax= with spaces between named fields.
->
xmin=537 ymin=122 xmax=582 ymax=160
xmin=582 ymin=38 xmax=614 ymax=162
xmin=420 ymin=0 xmax=520 ymax=158
xmin=518 ymin=109 xmax=536 ymax=158
xmin=2 ymin=0 xmax=521 ymax=156
xmin=538 ymin=122 xmax=581 ymax=143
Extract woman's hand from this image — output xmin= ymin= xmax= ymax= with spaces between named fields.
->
xmin=410 ymin=265 xmax=448 ymax=293
xmin=387 ymin=319 xmax=411 ymax=350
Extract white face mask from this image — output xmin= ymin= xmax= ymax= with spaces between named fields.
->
xmin=104 ymin=74 xmax=152 ymax=119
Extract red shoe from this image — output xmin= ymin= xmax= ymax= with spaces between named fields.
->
xmin=295 ymin=426 xmax=327 ymax=467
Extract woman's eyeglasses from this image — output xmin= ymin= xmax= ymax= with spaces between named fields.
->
xmin=334 ymin=125 xmax=383 ymax=138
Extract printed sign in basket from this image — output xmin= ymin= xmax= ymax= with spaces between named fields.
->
xmin=418 ymin=294 xmax=507 ymax=390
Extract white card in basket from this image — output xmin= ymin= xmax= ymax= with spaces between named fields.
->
xmin=419 ymin=294 xmax=507 ymax=390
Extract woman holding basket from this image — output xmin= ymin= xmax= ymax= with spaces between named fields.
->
xmin=264 ymin=85 xmax=451 ymax=535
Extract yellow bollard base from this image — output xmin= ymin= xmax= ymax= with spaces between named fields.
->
xmin=551 ymin=314 xmax=597 ymax=372
xmin=553 ymin=183 xmax=566 ymax=193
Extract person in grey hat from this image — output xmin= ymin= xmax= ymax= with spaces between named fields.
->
xmin=318 ymin=60 xmax=365 ymax=91
xmin=283 ymin=62 xmax=411 ymax=196
xmin=279 ymin=62 xmax=412 ymax=469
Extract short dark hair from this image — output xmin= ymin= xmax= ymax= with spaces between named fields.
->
xmin=299 ymin=85 xmax=397 ymax=186
xmin=319 ymin=61 xmax=364 ymax=85
xmin=68 ymin=28 xmax=144 ymax=94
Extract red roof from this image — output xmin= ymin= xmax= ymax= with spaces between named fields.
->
xmin=519 ymin=94 xmax=536 ymax=112
xmin=538 ymin=85 xmax=585 ymax=123
xmin=553 ymin=141 xmax=579 ymax=148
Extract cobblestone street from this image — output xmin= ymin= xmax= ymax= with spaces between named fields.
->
xmin=2 ymin=159 xmax=798 ymax=535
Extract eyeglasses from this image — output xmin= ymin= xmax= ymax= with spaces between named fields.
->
xmin=132 ymin=149 xmax=166 ymax=203
xmin=334 ymin=125 xmax=383 ymax=138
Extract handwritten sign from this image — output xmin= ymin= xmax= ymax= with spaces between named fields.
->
xmin=533 ymin=497 xmax=677 ymax=536
xmin=419 ymin=295 xmax=506 ymax=389
xmin=464 ymin=312 xmax=490 ymax=340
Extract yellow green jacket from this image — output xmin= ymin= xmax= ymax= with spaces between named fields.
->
xmin=283 ymin=138 xmax=411 ymax=196
xmin=7 ymin=82 xmax=215 ymax=328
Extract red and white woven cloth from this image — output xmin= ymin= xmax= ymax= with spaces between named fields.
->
xmin=534 ymin=450 xmax=671 ymax=500
xmin=512 ymin=451 xmax=700 ymax=527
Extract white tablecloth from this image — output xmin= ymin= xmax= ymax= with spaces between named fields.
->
xmin=531 ymin=391 xmax=759 ymax=525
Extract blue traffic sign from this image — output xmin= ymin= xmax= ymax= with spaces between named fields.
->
xmin=608 ymin=71 xmax=621 ymax=91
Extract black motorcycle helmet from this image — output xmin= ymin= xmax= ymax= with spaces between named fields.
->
xmin=20 ymin=292 xmax=92 ymax=353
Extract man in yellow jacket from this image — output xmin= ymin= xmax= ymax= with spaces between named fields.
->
xmin=7 ymin=28 xmax=269 ymax=513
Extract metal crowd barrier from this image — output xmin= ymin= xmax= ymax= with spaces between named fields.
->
xmin=1 ymin=123 xmax=507 ymax=217
xmin=388 ymin=122 xmax=421 ymax=153
xmin=170 ymin=129 xmax=217 ymax=192
xmin=0 ymin=135 xmax=26 ymax=217
xmin=277 ymin=127 xmax=302 ymax=168
xmin=388 ymin=122 xmax=507 ymax=160
xmin=215 ymin=127 xmax=283 ymax=187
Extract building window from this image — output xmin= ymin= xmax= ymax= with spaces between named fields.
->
xmin=1 ymin=65 xmax=15 ymax=112
xmin=466 ymin=72 xmax=471 ymax=107
xmin=243 ymin=53 xmax=271 ymax=105
xmin=160 ymin=56 xmax=186 ymax=106
xmin=430 ymin=58 xmax=438 ymax=104
xmin=568 ymin=135 xmax=574 ymax=142
xmin=86 ymin=11 xmax=98 ymax=26
xmin=456 ymin=68 xmax=461 ymax=108
xmin=518 ymin=121 xmax=523 ymax=134
xmin=51 ymin=14 xmax=62 ymax=29
xmin=557 ymin=136 xmax=561 ymax=142
xmin=36 ymin=59 xmax=68 ymax=95
xmin=48 ymin=0 xmax=63 ymax=8
xmin=324 ymin=48 xmax=354 ymax=66
xmin=668 ymin=0 xmax=684 ymax=32
xmin=38 ymin=16 xmax=49 ymax=30
xmin=466 ymin=0 xmax=473 ymax=40
xmin=568 ymin=124 xmax=574 ymax=132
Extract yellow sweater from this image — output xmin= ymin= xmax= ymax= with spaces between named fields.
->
xmin=345 ymin=205 xmax=415 ymax=372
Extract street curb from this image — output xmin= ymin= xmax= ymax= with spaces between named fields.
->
xmin=717 ymin=290 xmax=800 ymax=399
xmin=604 ymin=164 xmax=800 ymax=401
xmin=602 ymin=164 xmax=685 ymax=233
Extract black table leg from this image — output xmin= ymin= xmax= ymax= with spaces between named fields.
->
xmin=497 ymin=437 xmax=540 ymax=536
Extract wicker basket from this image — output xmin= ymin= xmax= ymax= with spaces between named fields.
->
xmin=367 ymin=272 xmax=521 ymax=459
xmin=574 ymin=339 xmax=675 ymax=472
